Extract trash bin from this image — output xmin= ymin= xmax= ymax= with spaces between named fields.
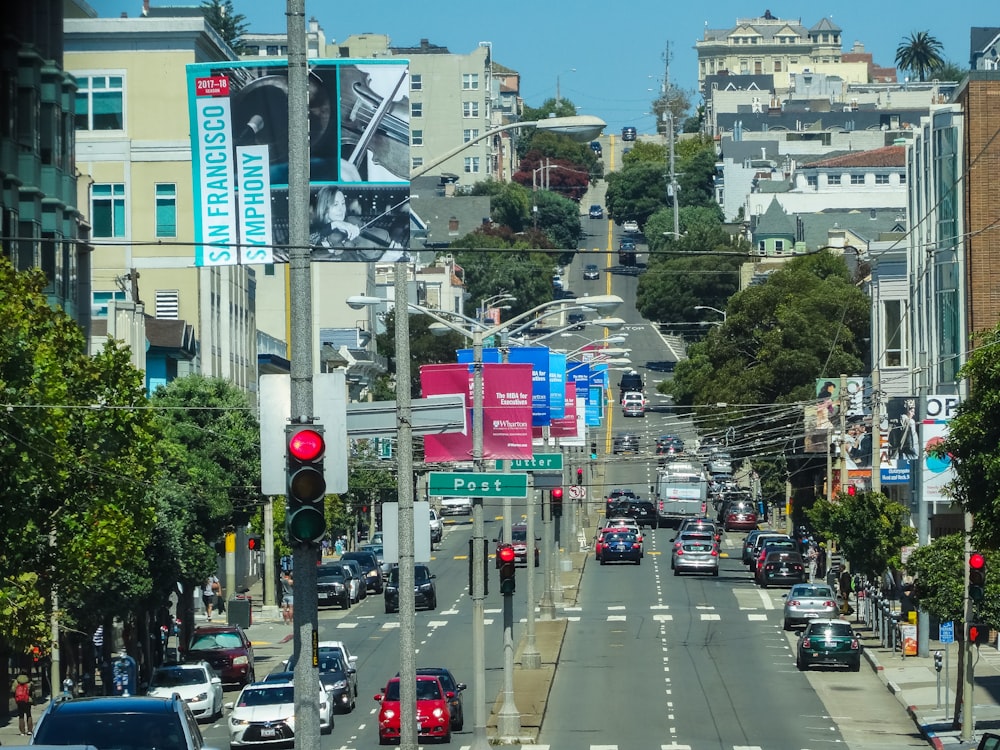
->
xmin=228 ymin=595 xmax=252 ymax=629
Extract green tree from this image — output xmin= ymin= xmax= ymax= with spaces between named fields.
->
xmin=675 ymin=147 xmax=719 ymax=209
xmin=376 ymin=312 xmax=469 ymax=399
xmin=636 ymin=251 xmax=742 ymax=327
xmin=895 ymin=31 xmax=945 ymax=82
xmin=650 ymin=83 xmax=692 ymax=136
xmin=665 ymin=253 xmax=870 ymax=428
xmin=201 ymin=0 xmax=248 ymax=54
xmin=621 ymin=141 xmax=668 ymax=167
xmin=806 ymin=491 xmax=916 ymax=580
xmin=605 ymin=161 xmax=668 ymax=227
xmin=937 ymin=324 xmax=1000 ymax=547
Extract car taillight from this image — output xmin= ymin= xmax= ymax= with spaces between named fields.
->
xmin=632 ymin=543 xmax=640 ymax=549
xmin=823 ymin=600 xmax=836 ymax=607
xmin=789 ymin=599 xmax=800 ymax=606
xmin=802 ymin=637 xmax=812 ymax=648
xmin=711 ymin=549 xmax=719 ymax=557
xmin=850 ymin=638 xmax=860 ymax=650
xmin=676 ymin=549 xmax=684 ymax=556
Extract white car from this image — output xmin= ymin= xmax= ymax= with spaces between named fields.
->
xmin=228 ymin=680 xmax=332 ymax=745
xmin=429 ymin=508 xmax=443 ymax=544
xmin=622 ymin=219 xmax=640 ymax=234
xmin=146 ymin=661 xmax=223 ymax=721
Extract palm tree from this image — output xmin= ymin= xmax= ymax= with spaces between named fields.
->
xmin=895 ymin=31 xmax=945 ymax=82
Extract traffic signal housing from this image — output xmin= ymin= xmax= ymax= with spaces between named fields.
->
xmin=498 ymin=544 xmax=516 ymax=596
xmin=970 ymin=551 xmax=987 ymax=602
xmin=286 ymin=424 xmax=327 ymax=544
xmin=551 ymin=487 xmax=563 ymax=518
xmin=247 ymin=535 xmax=263 ymax=552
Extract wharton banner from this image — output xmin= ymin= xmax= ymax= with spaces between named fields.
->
xmin=420 ymin=363 xmax=533 ymax=462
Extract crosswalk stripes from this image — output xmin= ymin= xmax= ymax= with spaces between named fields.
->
xmin=516 ymin=745 xmax=765 ymax=750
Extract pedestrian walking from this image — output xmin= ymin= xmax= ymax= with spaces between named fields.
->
xmin=815 ymin=543 xmax=827 ymax=580
xmin=12 ymin=671 xmax=33 ymax=736
xmin=806 ymin=538 xmax=818 ymax=582
xmin=281 ymin=571 xmax=294 ymax=624
xmin=203 ymin=574 xmax=219 ymax=620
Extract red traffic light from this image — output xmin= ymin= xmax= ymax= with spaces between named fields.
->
xmin=498 ymin=545 xmax=516 ymax=564
xmin=247 ymin=535 xmax=263 ymax=551
xmin=289 ymin=428 xmax=325 ymax=461
xmin=551 ymin=487 xmax=563 ymax=499
xmin=971 ymin=552 xmax=986 ymax=570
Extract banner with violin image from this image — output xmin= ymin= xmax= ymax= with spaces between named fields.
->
xmin=186 ymin=59 xmax=411 ymax=266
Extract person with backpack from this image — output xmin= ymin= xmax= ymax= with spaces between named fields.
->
xmin=11 ymin=672 xmax=33 ymax=736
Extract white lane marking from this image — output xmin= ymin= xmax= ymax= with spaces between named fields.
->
xmin=748 ymin=613 xmax=769 ymax=621
xmin=700 ymin=613 xmax=721 ymax=621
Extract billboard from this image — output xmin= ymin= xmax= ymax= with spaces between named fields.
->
xmin=881 ymin=396 xmax=918 ymax=484
xmin=921 ymin=394 xmax=959 ymax=503
xmin=186 ymin=59 xmax=411 ymax=266
xmin=805 ymin=377 xmax=870 ymax=453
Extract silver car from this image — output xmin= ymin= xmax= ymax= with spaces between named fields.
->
xmin=672 ymin=537 xmax=719 ymax=576
xmin=782 ymin=583 xmax=839 ymax=630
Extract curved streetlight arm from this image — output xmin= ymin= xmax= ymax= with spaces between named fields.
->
xmin=410 ymin=115 xmax=606 ymax=180
xmin=693 ymin=304 xmax=726 ymax=320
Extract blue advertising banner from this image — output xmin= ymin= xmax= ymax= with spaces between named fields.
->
xmin=457 ymin=348 xmax=502 ymax=364
xmin=591 ymin=362 xmax=609 ymax=389
xmin=586 ymin=386 xmax=602 ymax=426
xmin=508 ymin=347 xmax=551 ymax=426
xmin=570 ymin=363 xmax=590 ymax=406
xmin=548 ymin=352 xmax=567 ymax=420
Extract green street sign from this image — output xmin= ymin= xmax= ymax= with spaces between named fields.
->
xmin=428 ymin=472 xmax=528 ymax=498
xmin=494 ymin=453 xmax=563 ymax=471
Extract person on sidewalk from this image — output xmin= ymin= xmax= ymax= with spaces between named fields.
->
xmin=11 ymin=671 xmax=33 ymax=736
xmin=281 ymin=571 xmax=294 ymax=624
xmin=203 ymin=574 xmax=219 ymax=621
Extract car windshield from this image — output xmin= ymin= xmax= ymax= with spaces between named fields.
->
xmin=149 ymin=666 xmax=207 ymax=688
xmin=33 ymin=712 xmax=187 ymax=750
xmin=383 ymin=679 xmax=442 ymax=701
xmin=238 ymin=685 xmax=294 ymax=707
xmin=511 ymin=528 xmax=527 ymax=542
xmin=791 ymin=585 xmax=835 ymax=598
xmin=419 ymin=670 xmax=455 ymax=691
xmin=286 ymin=649 xmax=345 ymax=674
xmin=388 ymin=566 xmax=431 ymax=584
xmin=807 ymin=622 xmax=853 ymax=638
xmin=189 ymin=632 xmax=243 ymax=650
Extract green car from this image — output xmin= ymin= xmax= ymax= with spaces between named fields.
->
xmin=796 ymin=619 xmax=862 ymax=671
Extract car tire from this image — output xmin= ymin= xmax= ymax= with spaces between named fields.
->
xmin=428 ymin=596 xmax=437 ymax=611
xmin=213 ymin=696 xmax=223 ymax=721
xmin=783 ymin=620 xmax=792 ymax=631
xmin=712 ymin=569 xmax=719 ymax=577
xmin=760 ymin=580 xmax=768 ymax=589
xmin=599 ymin=558 xmax=606 ymax=565
xmin=796 ymin=657 xmax=807 ymax=671
xmin=442 ymin=729 xmax=452 ymax=743
xmin=673 ymin=567 xmax=680 ymax=576
xmin=385 ymin=603 xmax=394 ymax=614
xmin=850 ymin=659 xmax=861 ymax=672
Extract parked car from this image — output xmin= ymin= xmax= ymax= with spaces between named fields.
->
xmin=374 ymin=675 xmax=452 ymax=744
xmin=796 ymin=619 xmax=862 ymax=671
xmin=33 ymin=695 xmax=211 ymax=750
xmin=384 ymin=563 xmax=437 ymax=613
xmin=317 ymin=564 xmax=352 ymax=609
xmin=183 ymin=624 xmax=255 ymax=687
xmin=588 ymin=204 xmax=604 ymax=219
xmin=599 ymin=531 xmax=642 ymax=565
xmin=783 ymin=583 xmax=839 ymax=630
xmin=341 ymin=550 xmax=383 ymax=594
xmin=429 ymin=508 xmax=443 ymax=544
xmin=439 ymin=496 xmax=473 ymax=517
xmin=147 ymin=661 xmax=223 ymax=721
xmin=583 ymin=263 xmax=601 ymax=280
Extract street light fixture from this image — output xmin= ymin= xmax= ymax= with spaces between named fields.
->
xmin=693 ymin=305 xmax=727 ymax=322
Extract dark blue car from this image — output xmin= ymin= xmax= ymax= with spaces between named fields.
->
xmin=599 ymin=532 xmax=642 ymax=565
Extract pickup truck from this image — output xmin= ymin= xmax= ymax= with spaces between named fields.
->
xmin=438 ymin=497 xmax=472 ymax=517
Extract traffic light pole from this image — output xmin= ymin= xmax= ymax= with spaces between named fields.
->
xmin=470 ymin=329 xmax=490 ymax=750
xmin=286 ymin=3 xmax=321 ymax=748
xmin=522 ymin=477 xmax=541 ymax=669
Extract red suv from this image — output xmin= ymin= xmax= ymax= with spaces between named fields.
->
xmin=495 ymin=524 xmax=539 ymax=567
xmin=183 ymin=624 xmax=255 ymax=687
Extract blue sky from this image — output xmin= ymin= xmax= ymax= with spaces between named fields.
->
xmin=86 ymin=1 xmax=982 ymax=134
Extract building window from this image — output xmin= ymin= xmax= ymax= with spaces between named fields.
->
xmin=155 ymin=290 xmax=180 ymax=319
xmin=411 ymin=129 xmax=423 ymax=146
xmin=899 ymin=173 xmax=907 ymax=184
xmin=411 ymin=102 xmax=422 ymax=118
xmin=244 ymin=45 xmax=260 ymax=55
xmin=774 ymin=239 xmax=785 ymax=254
xmin=74 ymin=74 xmax=124 ymax=131
xmin=850 ymin=174 xmax=865 ymax=185
xmin=757 ymin=240 xmax=766 ymax=255
xmin=155 ymin=183 xmax=177 ymax=237
xmin=412 ymin=156 xmax=424 ymax=169
xmin=266 ymin=45 xmax=279 ymax=55
xmin=92 ymin=183 xmax=126 ymax=238
xmin=463 ymin=128 xmax=479 ymax=143
xmin=462 ymin=73 xmax=480 ymax=90
xmin=411 ymin=74 xmax=422 ymax=91
xmin=463 ymin=156 xmax=480 ymax=173
xmin=92 ymin=290 xmax=127 ymax=318
xmin=806 ymin=175 xmax=818 ymax=187
xmin=463 ymin=101 xmax=480 ymax=118
xmin=883 ymin=299 xmax=905 ymax=367
xmin=875 ymin=174 xmax=890 ymax=185
xmin=774 ymin=61 xmax=782 ymax=72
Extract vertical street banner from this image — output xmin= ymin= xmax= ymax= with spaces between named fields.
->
xmin=881 ymin=395 xmax=919 ymax=484
xmin=420 ymin=363 xmax=533 ymax=461
xmin=570 ymin=362 xmax=590 ymax=405
xmin=548 ymin=383 xmax=578 ymax=438
xmin=548 ymin=352 xmax=567 ymax=420
xmin=508 ymin=347 xmax=551 ymax=426
xmin=186 ymin=59 xmax=411 ymax=265
xmin=921 ymin=394 xmax=959 ymax=503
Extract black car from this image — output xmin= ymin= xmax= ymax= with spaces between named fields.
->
xmin=612 ymin=432 xmax=640 ymax=455
xmin=621 ymin=126 xmax=637 ymax=141
xmin=340 ymin=550 xmax=383 ymax=594
xmin=281 ymin=648 xmax=358 ymax=712
xmin=611 ymin=500 xmax=657 ymax=529
xmin=656 ymin=435 xmax=685 ymax=455
xmin=604 ymin=488 xmax=638 ymax=516
xmin=413 ymin=667 xmax=466 ymax=731
xmin=33 ymin=695 xmax=206 ymax=749
xmin=758 ymin=550 xmax=806 ymax=588
xmin=384 ymin=563 xmax=437 ymax=613
xmin=317 ymin=564 xmax=352 ymax=609
xmin=568 ymin=312 xmax=586 ymax=330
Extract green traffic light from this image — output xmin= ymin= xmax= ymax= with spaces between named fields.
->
xmin=287 ymin=506 xmax=326 ymax=544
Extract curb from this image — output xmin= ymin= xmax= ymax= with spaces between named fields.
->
xmin=864 ymin=640 xmax=942 ymax=749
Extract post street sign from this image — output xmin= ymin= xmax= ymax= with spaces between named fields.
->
xmin=428 ymin=472 xmax=528 ymax=498
xmin=494 ymin=453 xmax=563 ymax=471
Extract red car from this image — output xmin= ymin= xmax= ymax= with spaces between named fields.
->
xmin=375 ymin=675 xmax=453 ymax=744
xmin=723 ymin=500 xmax=759 ymax=531
xmin=183 ymin=624 xmax=255 ymax=687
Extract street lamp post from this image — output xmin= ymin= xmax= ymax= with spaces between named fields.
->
xmin=693 ymin=305 xmax=727 ymax=323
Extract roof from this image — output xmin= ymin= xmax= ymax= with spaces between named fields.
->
xmin=145 ymin=316 xmax=197 ymax=358
xmin=808 ymin=17 xmax=842 ymax=34
xmin=754 ymin=198 xmax=797 ymax=238
xmin=800 ymin=145 xmax=906 ymax=169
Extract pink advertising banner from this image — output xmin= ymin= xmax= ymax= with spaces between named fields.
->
xmin=420 ymin=363 xmax=533 ymax=461
xmin=548 ymin=383 xmax=578 ymax=438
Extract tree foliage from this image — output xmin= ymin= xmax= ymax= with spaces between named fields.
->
xmin=895 ymin=31 xmax=945 ymax=82
xmin=937 ymin=324 xmax=1000 ymax=547
xmin=806 ymin=491 xmax=917 ymax=579
xmin=665 ymin=253 xmax=870 ymax=421
xmin=376 ymin=312 xmax=469 ymax=399
xmin=201 ymin=0 xmax=248 ymax=54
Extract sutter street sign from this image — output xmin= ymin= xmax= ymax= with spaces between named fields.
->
xmin=428 ymin=472 xmax=528 ymax=498
xmin=494 ymin=453 xmax=563 ymax=471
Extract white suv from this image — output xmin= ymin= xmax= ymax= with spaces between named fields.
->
xmin=622 ymin=391 xmax=645 ymax=417
xmin=429 ymin=508 xmax=443 ymax=544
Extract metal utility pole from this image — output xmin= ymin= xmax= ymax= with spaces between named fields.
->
xmin=470 ymin=329 xmax=489 ymax=750
xmin=522 ymin=478 xmax=541 ymax=668
xmin=839 ymin=373 xmax=849 ymax=492
xmin=667 ymin=113 xmax=680 ymax=239
xmin=286 ymin=1 xmax=321 ymax=748
xmin=394 ymin=261 xmax=418 ymax=750
xmin=962 ymin=509 xmax=975 ymax=742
